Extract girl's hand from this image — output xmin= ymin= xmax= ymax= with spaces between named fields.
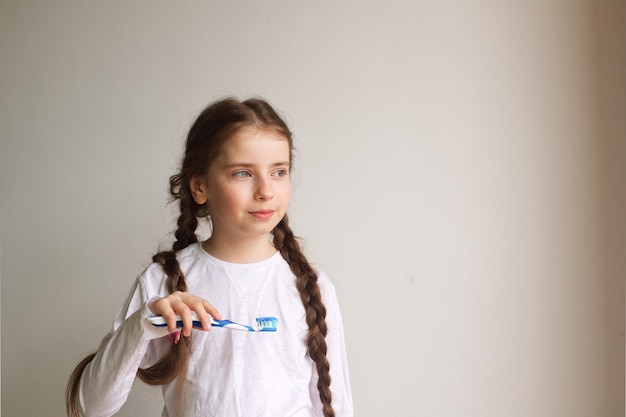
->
xmin=148 ymin=291 xmax=222 ymax=337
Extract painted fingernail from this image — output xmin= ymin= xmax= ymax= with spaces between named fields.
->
xmin=168 ymin=330 xmax=181 ymax=345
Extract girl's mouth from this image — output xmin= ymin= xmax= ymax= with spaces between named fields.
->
xmin=249 ymin=210 xmax=275 ymax=220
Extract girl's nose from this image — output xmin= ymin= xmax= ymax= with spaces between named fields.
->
xmin=255 ymin=177 xmax=273 ymax=200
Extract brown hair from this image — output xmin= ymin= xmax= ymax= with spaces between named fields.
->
xmin=66 ymin=97 xmax=335 ymax=417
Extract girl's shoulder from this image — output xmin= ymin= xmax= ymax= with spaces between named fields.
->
xmin=313 ymin=267 xmax=338 ymax=298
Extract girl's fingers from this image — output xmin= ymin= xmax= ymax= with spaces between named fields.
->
xmin=180 ymin=294 xmax=221 ymax=331
xmin=202 ymin=300 xmax=222 ymax=321
xmin=193 ymin=304 xmax=215 ymax=331
xmin=178 ymin=307 xmax=193 ymax=337
xmin=160 ymin=309 xmax=178 ymax=334
xmin=149 ymin=292 xmax=221 ymax=334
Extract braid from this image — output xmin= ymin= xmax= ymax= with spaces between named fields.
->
xmin=64 ymin=183 xmax=198 ymax=417
xmin=65 ymin=353 xmax=96 ymax=417
xmin=274 ymin=215 xmax=335 ymax=417
xmin=137 ymin=177 xmax=199 ymax=390
xmin=171 ymin=174 xmax=201 ymax=252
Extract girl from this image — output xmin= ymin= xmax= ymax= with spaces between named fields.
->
xmin=66 ymin=97 xmax=353 ymax=417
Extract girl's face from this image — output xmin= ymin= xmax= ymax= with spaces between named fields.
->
xmin=192 ymin=127 xmax=291 ymax=245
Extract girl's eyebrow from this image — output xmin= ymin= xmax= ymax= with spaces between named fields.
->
xmin=223 ymin=161 xmax=290 ymax=168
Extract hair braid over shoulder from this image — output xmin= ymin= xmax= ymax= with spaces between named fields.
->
xmin=132 ymin=175 xmax=200 ymax=417
xmin=274 ymin=215 xmax=335 ymax=417
xmin=137 ymin=173 xmax=200 ymax=385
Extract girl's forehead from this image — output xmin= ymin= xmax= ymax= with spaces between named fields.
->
xmin=231 ymin=126 xmax=288 ymax=143
xmin=217 ymin=127 xmax=291 ymax=162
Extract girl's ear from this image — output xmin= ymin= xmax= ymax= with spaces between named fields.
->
xmin=189 ymin=175 xmax=209 ymax=205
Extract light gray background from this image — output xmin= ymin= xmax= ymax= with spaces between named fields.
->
xmin=1 ymin=1 xmax=624 ymax=416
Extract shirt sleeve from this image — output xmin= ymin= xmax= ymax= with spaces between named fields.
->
xmin=309 ymin=274 xmax=354 ymax=417
xmin=77 ymin=269 xmax=169 ymax=417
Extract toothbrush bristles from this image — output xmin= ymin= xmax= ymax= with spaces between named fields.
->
xmin=256 ymin=317 xmax=278 ymax=331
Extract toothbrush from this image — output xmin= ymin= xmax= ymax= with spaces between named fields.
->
xmin=147 ymin=312 xmax=277 ymax=332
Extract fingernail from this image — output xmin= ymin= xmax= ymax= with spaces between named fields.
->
xmin=168 ymin=330 xmax=181 ymax=345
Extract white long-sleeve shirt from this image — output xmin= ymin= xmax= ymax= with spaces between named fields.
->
xmin=78 ymin=243 xmax=353 ymax=417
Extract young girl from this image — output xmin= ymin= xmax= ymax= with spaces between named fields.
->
xmin=66 ymin=97 xmax=353 ymax=417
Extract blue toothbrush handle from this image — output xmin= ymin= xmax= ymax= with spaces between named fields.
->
xmin=146 ymin=315 xmax=277 ymax=332
xmin=148 ymin=317 xmax=251 ymax=330
xmin=174 ymin=319 xmax=246 ymax=329
xmin=211 ymin=319 xmax=253 ymax=331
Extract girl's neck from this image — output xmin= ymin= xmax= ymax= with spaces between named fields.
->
xmin=201 ymin=235 xmax=277 ymax=264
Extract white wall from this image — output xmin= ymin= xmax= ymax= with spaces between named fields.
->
xmin=1 ymin=1 xmax=623 ymax=416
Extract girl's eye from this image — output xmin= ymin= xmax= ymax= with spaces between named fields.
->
xmin=272 ymin=168 xmax=288 ymax=177
xmin=233 ymin=171 xmax=252 ymax=178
